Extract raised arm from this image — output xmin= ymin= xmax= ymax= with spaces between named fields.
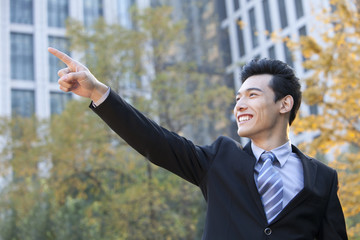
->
xmin=48 ymin=47 xmax=215 ymax=186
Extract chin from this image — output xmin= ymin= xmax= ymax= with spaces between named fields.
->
xmin=237 ymin=129 xmax=251 ymax=138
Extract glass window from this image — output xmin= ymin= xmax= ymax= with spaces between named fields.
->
xmin=330 ymin=4 xmax=337 ymax=13
xmin=11 ymin=90 xmax=35 ymax=117
xmin=233 ymin=0 xmax=240 ymax=10
xmin=224 ymin=73 xmax=238 ymax=140
xmin=249 ymin=8 xmax=259 ymax=48
xmin=10 ymin=0 xmax=33 ymax=24
xmin=216 ymin=0 xmax=227 ymax=21
xmin=295 ymin=0 xmax=304 ymax=19
xmin=83 ymin=0 xmax=103 ymax=28
xmin=11 ymin=33 xmax=34 ymax=81
xmin=118 ymin=0 xmax=134 ymax=28
xmin=262 ymin=0 xmax=272 ymax=39
xmin=50 ymin=92 xmax=72 ymax=115
xmin=268 ymin=45 xmax=276 ymax=59
xmin=278 ymin=0 xmax=288 ymax=28
xmin=220 ymin=27 xmax=232 ymax=66
xmin=298 ymin=25 xmax=308 ymax=71
xmin=48 ymin=0 xmax=69 ymax=28
xmin=309 ymin=104 xmax=318 ymax=115
xmin=236 ymin=18 xmax=246 ymax=57
xmin=298 ymin=25 xmax=307 ymax=36
xmin=48 ymin=37 xmax=70 ymax=82
xmin=283 ymin=37 xmax=293 ymax=67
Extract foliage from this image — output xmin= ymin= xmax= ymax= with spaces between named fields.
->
xmin=66 ymin=6 xmax=233 ymax=139
xmin=288 ymin=0 xmax=360 ymax=237
xmin=65 ymin=18 xmax=145 ymax=93
xmin=0 ymin=5 xmax=232 ymax=240
xmin=0 ymin=100 xmax=206 ymax=239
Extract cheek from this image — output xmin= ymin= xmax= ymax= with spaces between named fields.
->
xmin=254 ymin=102 xmax=275 ymax=122
xmin=261 ymin=105 xmax=279 ymax=123
xmin=255 ymin=111 xmax=267 ymax=126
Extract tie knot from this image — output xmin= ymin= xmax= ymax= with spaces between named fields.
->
xmin=260 ymin=151 xmax=277 ymax=164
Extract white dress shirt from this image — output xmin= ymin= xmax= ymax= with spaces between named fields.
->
xmin=252 ymin=141 xmax=304 ymax=208
xmin=92 ymin=87 xmax=111 ymax=107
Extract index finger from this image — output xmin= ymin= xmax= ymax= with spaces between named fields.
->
xmin=48 ymin=47 xmax=77 ymax=70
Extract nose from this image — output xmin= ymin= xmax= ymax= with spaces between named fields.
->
xmin=234 ymin=99 xmax=248 ymax=114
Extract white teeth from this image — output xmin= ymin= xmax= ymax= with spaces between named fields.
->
xmin=238 ymin=115 xmax=251 ymax=122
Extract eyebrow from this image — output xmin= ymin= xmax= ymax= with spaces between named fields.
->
xmin=236 ymin=87 xmax=263 ymax=96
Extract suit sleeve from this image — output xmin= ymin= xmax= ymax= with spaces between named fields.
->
xmin=90 ymin=89 xmax=219 ymax=186
xmin=318 ymin=171 xmax=348 ymax=240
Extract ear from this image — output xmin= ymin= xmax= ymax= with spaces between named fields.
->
xmin=279 ymin=95 xmax=294 ymax=114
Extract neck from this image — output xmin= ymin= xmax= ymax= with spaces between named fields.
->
xmin=251 ymin=125 xmax=290 ymax=151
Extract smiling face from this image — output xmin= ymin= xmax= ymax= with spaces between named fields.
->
xmin=234 ymin=74 xmax=286 ymax=141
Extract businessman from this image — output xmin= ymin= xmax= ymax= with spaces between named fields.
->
xmin=49 ymin=47 xmax=347 ymax=239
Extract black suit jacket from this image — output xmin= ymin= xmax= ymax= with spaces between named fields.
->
xmin=91 ymin=89 xmax=347 ymax=240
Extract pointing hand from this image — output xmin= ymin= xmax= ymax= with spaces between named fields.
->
xmin=48 ymin=47 xmax=108 ymax=102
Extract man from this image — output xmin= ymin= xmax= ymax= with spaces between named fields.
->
xmin=48 ymin=47 xmax=347 ymax=239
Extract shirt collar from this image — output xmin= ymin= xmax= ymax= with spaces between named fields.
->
xmin=251 ymin=140 xmax=292 ymax=168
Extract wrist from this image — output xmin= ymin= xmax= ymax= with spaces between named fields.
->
xmin=90 ymin=81 xmax=109 ymax=103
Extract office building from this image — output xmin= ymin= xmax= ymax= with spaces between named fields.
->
xmin=0 ymin=0 xmax=147 ymax=118
xmin=1 ymin=0 xmax=330 ymax=144
xmin=217 ymin=0 xmax=329 ymax=143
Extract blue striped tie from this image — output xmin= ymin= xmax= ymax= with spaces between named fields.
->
xmin=257 ymin=152 xmax=283 ymax=223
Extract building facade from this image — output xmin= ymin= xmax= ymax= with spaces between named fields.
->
xmin=217 ymin=0 xmax=329 ymax=143
xmin=0 ymin=0 xmax=147 ymax=119
xmin=150 ymin=0 xmax=330 ymax=143
xmin=1 ymin=0 xmax=330 ymax=144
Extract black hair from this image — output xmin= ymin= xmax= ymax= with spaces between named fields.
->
xmin=240 ymin=58 xmax=302 ymax=126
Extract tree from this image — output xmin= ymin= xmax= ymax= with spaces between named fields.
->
xmin=64 ymin=5 xmax=233 ymax=239
xmin=0 ymin=116 xmax=51 ymax=240
xmin=288 ymin=0 xmax=360 ymax=237
xmin=66 ymin=6 xmax=232 ymax=140
xmin=0 ymin=5 xmax=233 ymax=240
xmin=0 ymin=101 xmax=137 ymax=240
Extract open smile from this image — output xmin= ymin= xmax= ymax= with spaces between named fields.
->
xmin=237 ymin=114 xmax=253 ymax=124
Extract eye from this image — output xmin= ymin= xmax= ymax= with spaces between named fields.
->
xmin=249 ymin=92 xmax=257 ymax=97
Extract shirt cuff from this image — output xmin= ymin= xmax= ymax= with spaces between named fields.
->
xmin=92 ymin=87 xmax=110 ymax=107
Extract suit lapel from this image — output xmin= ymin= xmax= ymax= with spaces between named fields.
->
xmin=242 ymin=142 xmax=318 ymax=224
xmin=292 ymin=145 xmax=317 ymax=193
xmin=274 ymin=145 xmax=318 ymax=221
xmin=243 ymin=142 xmax=268 ymax=221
